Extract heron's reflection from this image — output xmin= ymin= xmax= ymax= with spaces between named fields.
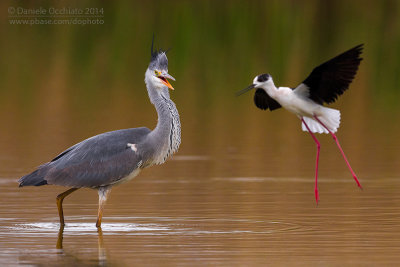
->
xmin=97 ymin=227 xmax=106 ymax=263
xmin=56 ymin=225 xmax=107 ymax=265
xmin=56 ymin=225 xmax=64 ymax=249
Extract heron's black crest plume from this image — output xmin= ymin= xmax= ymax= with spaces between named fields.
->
xmin=149 ymin=35 xmax=168 ymax=70
xmin=150 ymin=34 xmax=157 ymax=61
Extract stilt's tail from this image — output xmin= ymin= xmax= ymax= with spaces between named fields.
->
xmin=18 ymin=167 xmax=48 ymax=187
xmin=302 ymin=108 xmax=341 ymax=134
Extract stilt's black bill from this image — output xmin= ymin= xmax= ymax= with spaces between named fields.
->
xmin=236 ymin=84 xmax=255 ymax=96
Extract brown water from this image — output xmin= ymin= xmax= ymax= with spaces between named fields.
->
xmin=1 ymin=95 xmax=400 ymax=266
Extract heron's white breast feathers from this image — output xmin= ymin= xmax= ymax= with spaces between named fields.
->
xmin=150 ymin=95 xmax=181 ymax=166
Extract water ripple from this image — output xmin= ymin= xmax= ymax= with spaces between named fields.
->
xmin=0 ymin=216 xmax=305 ymax=237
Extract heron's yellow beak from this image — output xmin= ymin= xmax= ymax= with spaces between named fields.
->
xmin=157 ymin=72 xmax=175 ymax=90
xmin=159 ymin=77 xmax=174 ymax=90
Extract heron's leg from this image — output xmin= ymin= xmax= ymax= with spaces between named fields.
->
xmin=96 ymin=186 xmax=112 ymax=228
xmin=313 ymin=115 xmax=362 ymax=189
xmin=301 ymin=118 xmax=321 ymax=204
xmin=56 ymin=188 xmax=79 ymax=226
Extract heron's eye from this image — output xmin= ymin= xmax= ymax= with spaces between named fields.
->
xmin=154 ymin=70 xmax=159 ymax=76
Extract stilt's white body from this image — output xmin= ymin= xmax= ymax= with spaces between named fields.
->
xmin=258 ymin=80 xmax=341 ymax=134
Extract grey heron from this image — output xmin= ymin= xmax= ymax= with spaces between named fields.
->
xmin=18 ymin=39 xmax=181 ymax=227
xmin=237 ymin=44 xmax=363 ymax=203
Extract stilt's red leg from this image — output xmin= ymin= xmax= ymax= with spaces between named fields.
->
xmin=313 ymin=116 xmax=362 ymax=189
xmin=302 ymin=118 xmax=321 ymax=204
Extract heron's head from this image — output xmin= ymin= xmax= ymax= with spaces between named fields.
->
xmin=236 ymin=73 xmax=273 ymax=96
xmin=146 ymin=41 xmax=175 ymax=90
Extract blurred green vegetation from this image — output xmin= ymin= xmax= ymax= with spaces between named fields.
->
xmin=2 ymin=0 xmax=400 ymax=105
xmin=1 ymin=0 xmax=400 ymax=174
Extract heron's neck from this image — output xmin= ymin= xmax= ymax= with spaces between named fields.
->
xmin=147 ymin=85 xmax=181 ymax=165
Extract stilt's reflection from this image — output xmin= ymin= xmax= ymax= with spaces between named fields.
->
xmin=56 ymin=225 xmax=107 ymax=265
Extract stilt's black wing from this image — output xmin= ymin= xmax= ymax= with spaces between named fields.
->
xmin=254 ymin=88 xmax=282 ymax=111
xmin=298 ymin=44 xmax=363 ymax=105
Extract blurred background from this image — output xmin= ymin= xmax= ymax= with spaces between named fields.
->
xmin=1 ymin=0 xmax=400 ymax=266
xmin=1 ymin=0 xmax=400 ymax=179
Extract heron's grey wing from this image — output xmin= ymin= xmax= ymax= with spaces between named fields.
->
xmin=298 ymin=44 xmax=363 ymax=104
xmin=51 ymin=143 xmax=80 ymax=162
xmin=253 ymin=88 xmax=282 ymax=111
xmin=44 ymin=127 xmax=151 ymax=188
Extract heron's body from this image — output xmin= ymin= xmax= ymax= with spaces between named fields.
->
xmin=19 ymin=39 xmax=180 ymax=227
xmin=238 ymin=44 xmax=364 ymax=203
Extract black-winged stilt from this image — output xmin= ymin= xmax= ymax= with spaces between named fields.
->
xmin=237 ymin=44 xmax=364 ymax=203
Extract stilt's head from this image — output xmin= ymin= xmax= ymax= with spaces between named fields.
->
xmin=252 ymin=73 xmax=275 ymax=90
xmin=254 ymin=73 xmax=271 ymax=84
xmin=236 ymin=73 xmax=274 ymax=96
